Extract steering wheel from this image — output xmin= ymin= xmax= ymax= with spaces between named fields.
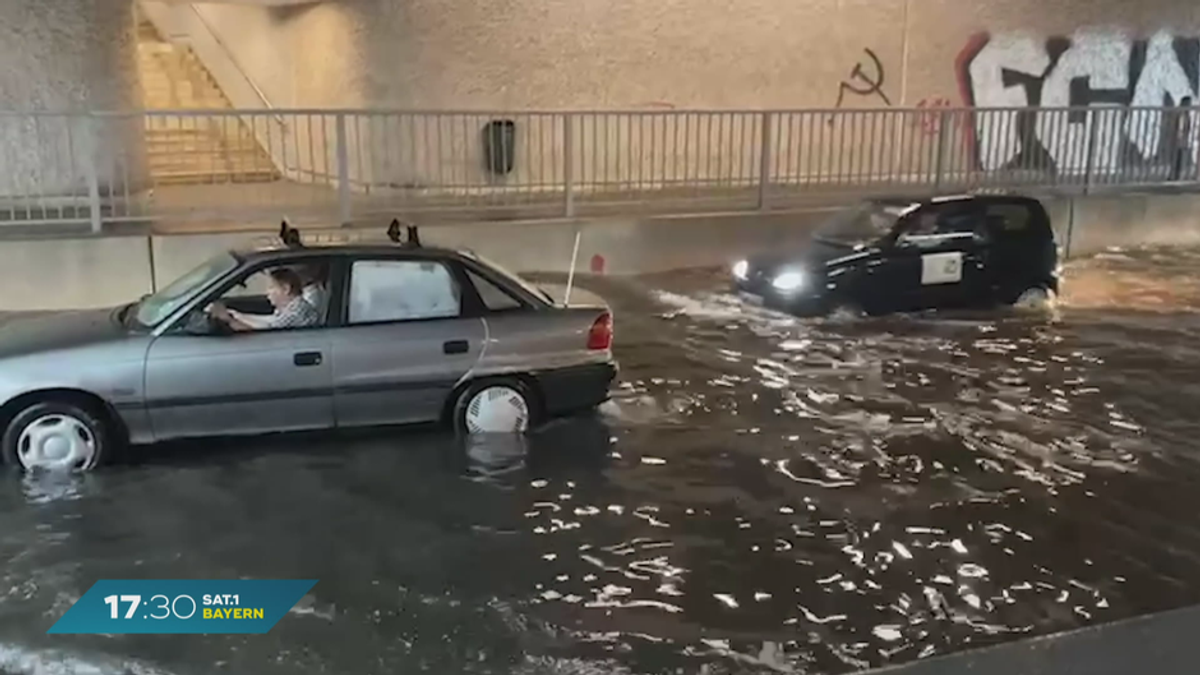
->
xmin=183 ymin=309 xmax=232 ymax=335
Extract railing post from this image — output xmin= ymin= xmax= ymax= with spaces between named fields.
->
xmin=933 ymin=109 xmax=949 ymax=191
xmin=1083 ymin=107 xmax=1100 ymax=195
xmin=757 ymin=111 xmax=772 ymax=210
xmin=335 ymin=112 xmax=351 ymax=226
xmin=563 ymin=113 xmax=575 ymax=218
xmin=82 ymin=116 xmax=102 ymax=234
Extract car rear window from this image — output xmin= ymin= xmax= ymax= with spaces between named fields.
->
xmin=985 ymin=203 xmax=1033 ymax=232
xmin=465 ymin=269 xmax=524 ymax=312
xmin=460 ymin=252 xmax=554 ymax=304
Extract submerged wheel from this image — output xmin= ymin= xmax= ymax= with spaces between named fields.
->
xmin=2 ymin=400 xmax=111 ymax=472
xmin=1012 ymin=285 xmax=1056 ymax=311
xmin=452 ymin=379 xmax=536 ymax=435
xmin=825 ymin=298 xmax=867 ymax=319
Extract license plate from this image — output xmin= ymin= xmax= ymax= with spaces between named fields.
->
xmin=738 ymin=291 xmax=765 ymax=306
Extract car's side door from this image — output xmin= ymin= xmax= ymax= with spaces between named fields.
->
xmin=884 ymin=201 xmax=988 ymax=311
xmin=330 ymin=255 xmax=486 ymax=428
xmin=143 ymin=256 xmax=337 ymax=442
xmin=976 ymin=198 xmax=1051 ymax=302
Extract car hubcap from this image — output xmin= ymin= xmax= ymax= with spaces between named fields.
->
xmin=16 ymin=414 xmax=97 ymax=472
xmin=465 ymin=386 xmax=530 ymax=434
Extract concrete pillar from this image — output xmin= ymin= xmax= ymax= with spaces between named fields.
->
xmin=0 ymin=0 xmax=145 ymax=200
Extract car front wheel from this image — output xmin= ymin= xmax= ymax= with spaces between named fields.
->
xmin=452 ymin=379 xmax=536 ymax=435
xmin=2 ymin=400 xmax=111 ymax=472
xmin=1012 ymin=285 xmax=1056 ymax=311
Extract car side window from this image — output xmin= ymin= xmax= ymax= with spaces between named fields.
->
xmin=348 ymin=259 xmax=462 ymax=324
xmin=169 ymin=261 xmax=331 ymax=335
xmin=465 ymin=269 xmax=524 ymax=312
xmin=906 ymin=210 xmax=941 ymax=237
xmin=900 ymin=204 xmax=981 ymax=246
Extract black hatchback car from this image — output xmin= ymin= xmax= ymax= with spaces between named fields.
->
xmin=732 ymin=194 xmax=1061 ymax=316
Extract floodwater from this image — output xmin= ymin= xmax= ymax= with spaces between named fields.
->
xmin=4 ymin=247 xmax=1200 ymax=675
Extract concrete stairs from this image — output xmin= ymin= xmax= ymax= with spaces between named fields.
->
xmin=137 ymin=18 xmax=279 ymax=185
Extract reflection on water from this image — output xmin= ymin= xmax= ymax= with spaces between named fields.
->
xmin=4 ymin=249 xmax=1200 ymax=674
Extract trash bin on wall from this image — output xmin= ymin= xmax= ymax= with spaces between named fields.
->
xmin=482 ymin=119 xmax=516 ymax=175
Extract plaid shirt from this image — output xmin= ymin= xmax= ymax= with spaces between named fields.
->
xmin=266 ymin=296 xmax=321 ymax=329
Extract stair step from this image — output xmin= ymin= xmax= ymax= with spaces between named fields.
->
xmin=149 ymin=154 xmax=273 ymax=164
xmin=150 ymin=169 xmax=279 ymax=177
xmin=147 ymin=148 xmax=273 ymax=157
xmin=142 ymin=137 xmax=259 ymax=147
xmin=144 ymin=126 xmax=253 ymax=135
xmin=149 ymin=156 xmax=276 ymax=164
xmin=152 ymin=171 xmax=280 ymax=186
xmin=145 ymin=144 xmax=267 ymax=152
xmin=148 ymin=149 xmax=271 ymax=158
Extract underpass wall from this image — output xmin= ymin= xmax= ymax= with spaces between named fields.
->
xmin=3 ymin=192 xmax=1199 ymax=311
xmin=144 ymin=0 xmax=1200 ymax=192
xmin=0 ymin=0 xmax=146 ymax=199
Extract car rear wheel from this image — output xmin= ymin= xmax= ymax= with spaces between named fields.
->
xmin=452 ymin=379 xmax=536 ymax=435
xmin=2 ymin=400 xmax=111 ymax=473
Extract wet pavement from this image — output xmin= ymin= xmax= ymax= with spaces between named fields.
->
xmin=4 ymin=247 xmax=1200 ymax=674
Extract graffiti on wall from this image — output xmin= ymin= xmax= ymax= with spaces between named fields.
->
xmin=913 ymin=96 xmax=955 ymax=136
xmin=957 ymin=30 xmax=1200 ymax=172
xmin=835 ymin=48 xmax=893 ymax=108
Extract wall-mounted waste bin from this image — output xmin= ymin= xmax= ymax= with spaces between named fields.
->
xmin=482 ymin=119 xmax=516 ymax=175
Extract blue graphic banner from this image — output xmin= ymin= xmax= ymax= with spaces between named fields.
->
xmin=47 ymin=579 xmax=317 ymax=634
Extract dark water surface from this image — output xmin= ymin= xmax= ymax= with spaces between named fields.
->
xmin=3 ymin=249 xmax=1200 ymax=674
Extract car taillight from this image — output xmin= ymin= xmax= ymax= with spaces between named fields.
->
xmin=587 ymin=312 xmax=613 ymax=350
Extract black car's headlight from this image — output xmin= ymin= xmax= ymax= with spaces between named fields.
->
xmin=732 ymin=260 xmax=749 ymax=280
xmin=771 ymin=270 xmax=807 ymax=292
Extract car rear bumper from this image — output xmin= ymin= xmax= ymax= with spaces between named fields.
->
xmin=533 ymin=361 xmax=618 ymax=416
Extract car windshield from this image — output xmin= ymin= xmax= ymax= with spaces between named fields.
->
xmin=814 ymin=203 xmax=905 ymax=245
xmin=134 ymin=252 xmax=238 ymax=327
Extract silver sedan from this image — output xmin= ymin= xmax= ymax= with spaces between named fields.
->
xmin=0 ymin=236 xmax=617 ymax=472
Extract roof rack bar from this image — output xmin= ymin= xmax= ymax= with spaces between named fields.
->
xmin=387 ymin=218 xmax=421 ymax=248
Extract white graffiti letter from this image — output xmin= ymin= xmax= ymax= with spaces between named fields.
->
xmin=968 ymin=35 xmax=1050 ymax=170
xmin=1127 ymin=31 xmax=1197 ymax=160
xmin=1035 ymin=31 xmax=1131 ymax=173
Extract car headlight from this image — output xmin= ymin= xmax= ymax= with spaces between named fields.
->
xmin=732 ymin=260 xmax=749 ymax=280
xmin=772 ymin=271 xmax=806 ymax=292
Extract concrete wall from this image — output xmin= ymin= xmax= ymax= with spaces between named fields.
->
xmin=0 ymin=0 xmax=145 ymax=198
xmin=157 ymin=0 xmax=1200 ymax=193
xmin=4 ymin=192 xmax=1199 ymax=311
xmin=187 ymin=2 xmax=365 ymax=109
xmin=173 ymin=0 xmax=1200 ymax=111
xmin=0 ymin=236 xmax=154 ymax=311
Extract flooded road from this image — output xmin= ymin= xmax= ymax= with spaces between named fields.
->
xmin=4 ymin=248 xmax=1200 ymax=675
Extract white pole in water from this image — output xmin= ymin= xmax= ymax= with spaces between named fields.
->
xmin=563 ymin=229 xmax=582 ymax=306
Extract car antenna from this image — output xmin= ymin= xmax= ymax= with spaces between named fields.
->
xmin=279 ymin=219 xmax=304 ymax=248
xmin=563 ymin=228 xmax=582 ymax=306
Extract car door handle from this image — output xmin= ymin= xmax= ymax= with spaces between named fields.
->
xmin=294 ymin=351 xmax=323 ymax=367
xmin=443 ymin=340 xmax=469 ymax=355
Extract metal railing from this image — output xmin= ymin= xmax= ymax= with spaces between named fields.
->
xmin=0 ymin=105 xmax=1197 ymax=231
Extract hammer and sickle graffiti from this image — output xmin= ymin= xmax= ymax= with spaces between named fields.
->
xmin=835 ymin=48 xmax=893 ymax=108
